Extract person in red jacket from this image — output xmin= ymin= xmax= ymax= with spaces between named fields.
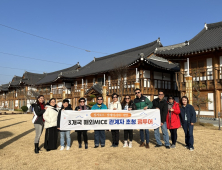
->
xmin=166 ymin=96 xmax=180 ymax=148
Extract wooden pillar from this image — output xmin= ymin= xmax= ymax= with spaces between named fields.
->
xmin=213 ymin=54 xmax=220 ymax=118
xmin=185 ymin=76 xmax=192 ymax=105
xmin=50 ymin=92 xmax=53 ymax=99
xmin=80 ymin=88 xmax=84 ymax=98
xmin=102 ymin=86 xmax=107 ymax=105
xmin=62 ymin=91 xmax=66 ymax=100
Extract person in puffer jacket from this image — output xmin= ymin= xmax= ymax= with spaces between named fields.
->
xmin=43 ymin=98 xmax=59 ymax=151
xmin=166 ymin=96 xmax=180 ymax=148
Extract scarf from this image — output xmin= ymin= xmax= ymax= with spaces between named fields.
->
xmin=79 ymin=104 xmax=87 ymax=110
xmin=39 ymin=103 xmax=45 ymax=122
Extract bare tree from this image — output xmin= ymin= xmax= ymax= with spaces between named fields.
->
xmin=192 ymin=69 xmax=212 ymax=123
xmin=110 ymin=64 xmax=128 ymax=101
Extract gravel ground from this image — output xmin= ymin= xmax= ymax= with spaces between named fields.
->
xmin=0 ymin=114 xmax=222 ymax=170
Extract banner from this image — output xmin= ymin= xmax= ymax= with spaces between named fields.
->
xmin=60 ymin=109 xmax=161 ymax=130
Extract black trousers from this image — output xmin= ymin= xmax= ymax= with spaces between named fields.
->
xmin=169 ymin=128 xmax=178 ymax=145
xmin=111 ymin=130 xmax=119 ymax=145
xmin=77 ymin=131 xmax=88 ymax=144
xmin=124 ymin=130 xmax=133 ymax=141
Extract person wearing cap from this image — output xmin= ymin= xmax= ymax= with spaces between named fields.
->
xmin=133 ymin=88 xmax=153 ymax=149
xmin=75 ymin=97 xmax=90 ymax=149
xmin=57 ymin=99 xmax=73 ymax=151
xmin=91 ymin=95 xmax=107 ymax=148
xmin=166 ymin=95 xmax=180 ymax=148
xmin=108 ymin=93 xmax=122 ymax=147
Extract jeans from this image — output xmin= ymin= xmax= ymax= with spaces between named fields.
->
xmin=182 ymin=121 xmax=194 ymax=149
xmin=60 ymin=131 xmax=71 ymax=147
xmin=34 ymin=124 xmax=44 ymax=143
xmin=169 ymin=129 xmax=178 ymax=145
xmin=154 ymin=122 xmax=170 ymax=146
xmin=124 ymin=130 xmax=133 ymax=141
xmin=94 ymin=130 xmax=105 ymax=146
xmin=140 ymin=129 xmax=149 ymax=143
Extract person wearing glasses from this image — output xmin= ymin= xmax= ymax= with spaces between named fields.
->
xmin=133 ymin=88 xmax=153 ymax=149
xmin=152 ymin=90 xmax=170 ymax=149
xmin=180 ymin=96 xmax=196 ymax=151
xmin=91 ymin=95 xmax=108 ymax=148
xmin=166 ymin=96 xmax=181 ymax=148
xmin=75 ymin=97 xmax=90 ymax=149
xmin=121 ymin=95 xmax=136 ymax=148
xmin=108 ymin=93 xmax=122 ymax=147
xmin=43 ymin=98 xmax=59 ymax=151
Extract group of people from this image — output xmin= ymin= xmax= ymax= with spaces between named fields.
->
xmin=32 ymin=88 xmax=196 ymax=154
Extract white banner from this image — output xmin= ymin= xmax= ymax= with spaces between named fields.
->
xmin=60 ymin=109 xmax=161 ymax=130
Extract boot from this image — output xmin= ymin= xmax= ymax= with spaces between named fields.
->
xmin=139 ymin=142 xmax=145 ymax=147
xmin=79 ymin=143 xmax=82 ymax=148
xmin=85 ymin=143 xmax=88 ymax=149
xmin=145 ymin=143 xmax=150 ymax=149
xmin=34 ymin=143 xmax=39 ymax=154
xmin=37 ymin=143 xmax=41 ymax=151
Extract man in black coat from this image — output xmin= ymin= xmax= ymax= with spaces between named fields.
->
xmin=152 ymin=90 xmax=170 ymax=149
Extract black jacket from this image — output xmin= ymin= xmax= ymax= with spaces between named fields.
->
xmin=180 ymin=104 xmax=196 ymax=124
xmin=75 ymin=105 xmax=91 ymax=111
xmin=121 ymin=101 xmax=137 ymax=110
xmin=57 ymin=104 xmax=73 ymax=130
xmin=32 ymin=103 xmax=45 ymax=125
xmin=152 ymin=98 xmax=168 ymax=123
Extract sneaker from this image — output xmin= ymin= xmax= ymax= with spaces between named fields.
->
xmin=139 ymin=142 xmax=145 ymax=147
xmin=170 ymin=144 xmax=176 ymax=148
xmin=66 ymin=146 xmax=70 ymax=150
xmin=60 ymin=146 xmax=65 ymax=151
xmin=123 ymin=141 xmax=128 ymax=148
xmin=155 ymin=144 xmax=163 ymax=147
xmin=94 ymin=146 xmax=99 ymax=148
xmin=190 ymin=148 xmax=194 ymax=151
xmin=185 ymin=145 xmax=189 ymax=149
xmin=165 ymin=146 xmax=170 ymax=149
xmin=129 ymin=141 xmax=132 ymax=148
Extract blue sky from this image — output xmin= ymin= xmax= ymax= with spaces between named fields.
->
xmin=0 ymin=0 xmax=222 ymax=84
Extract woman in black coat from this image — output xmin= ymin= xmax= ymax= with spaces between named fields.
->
xmin=32 ymin=95 xmax=46 ymax=154
xmin=121 ymin=95 xmax=136 ymax=148
xmin=75 ymin=97 xmax=90 ymax=149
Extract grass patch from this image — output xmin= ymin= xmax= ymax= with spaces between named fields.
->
xmin=195 ymin=122 xmax=214 ymax=126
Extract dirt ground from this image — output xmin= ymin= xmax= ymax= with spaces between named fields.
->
xmin=0 ymin=114 xmax=222 ymax=170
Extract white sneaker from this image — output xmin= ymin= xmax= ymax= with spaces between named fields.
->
xmin=66 ymin=146 xmax=70 ymax=150
xmin=60 ymin=146 xmax=65 ymax=150
xmin=123 ymin=141 xmax=128 ymax=148
xmin=190 ymin=148 xmax=194 ymax=151
xmin=129 ymin=141 xmax=132 ymax=148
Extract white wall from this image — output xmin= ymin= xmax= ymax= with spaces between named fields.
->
xmin=207 ymin=58 xmax=213 ymax=80
xmin=208 ymin=93 xmax=214 ymax=110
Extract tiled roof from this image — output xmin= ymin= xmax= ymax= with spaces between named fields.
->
xmin=0 ymin=83 xmax=9 ymax=92
xmin=155 ymin=21 xmax=222 ymax=56
xmin=62 ymin=39 xmax=162 ymax=78
xmin=9 ymin=76 xmax=22 ymax=87
xmin=85 ymin=83 xmax=103 ymax=95
xmin=21 ymin=72 xmax=46 ymax=85
xmin=35 ymin=64 xmax=80 ymax=85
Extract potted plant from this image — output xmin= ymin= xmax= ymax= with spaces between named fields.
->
xmin=21 ymin=106 xmax=28 ymax=114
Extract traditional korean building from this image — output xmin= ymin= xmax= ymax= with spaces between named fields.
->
xmin=60 ymin=39 xmax=180 ymax=108
xmin=0 ymin=83 xmax=9 ymax=109
xmin=155 ymin=21 xmax=222 ymax=118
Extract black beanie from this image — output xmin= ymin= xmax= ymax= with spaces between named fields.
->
xmin=63 ymin=99 xmax=69 ymax=104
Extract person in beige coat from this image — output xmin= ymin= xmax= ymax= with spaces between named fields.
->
xmin=43 ymin=98 xmax=59 ymax=151
xmin=108 ymin=93 xmax=122 ymax=147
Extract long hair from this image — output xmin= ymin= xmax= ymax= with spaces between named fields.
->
xmin=121 ymin=95 xmax=132 ymax=107
xmin=36 ymin=95 xmax=44 ymax=105
xmin=167 ymin=95 xmax=175 ymax=102
xmin=180 ymin=96 xmax=189 ymax=106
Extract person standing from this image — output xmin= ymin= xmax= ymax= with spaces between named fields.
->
xmin=43 ymin=98 xmax=59 ymax=151
xmin=109 ymin=93 xmax=122 ymax=147
xmin=180 ymin=96 xmax=196 ymax=151
xmin=166 ymin=96 xmax=181 ymax=148
xmin=75 ymin=97 xmax=90 ymax=149
xmin=91 ymin=95 xmax=107 ymax=148
xmin=57 ymin=99 xmax=72 ymax=151
xmin=121 ymin=95 xmax=136 ymax=148
xmin=152 ymin=90 xmax=170 ymax=149
xmin=133 ymin=88 xmax=153 ymax=149
xmin=32 ymin=95 xmax=46 ymax=154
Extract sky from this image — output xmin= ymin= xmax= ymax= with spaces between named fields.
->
xmin=0 ymin=0 xmax=222 ymax=85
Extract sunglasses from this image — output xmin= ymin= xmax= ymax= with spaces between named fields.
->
xmin=135 ymin=92 xmax=140 ymax=94
xmin=158 ymin=94 xmax=164 ymax=96
xmin=125 ymin=98 xmax=130 ymax=100
xmin=97 ymin=99 xmax=103 ymax=100
xmin=80 ymin=101 xmax=85 ymax=103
